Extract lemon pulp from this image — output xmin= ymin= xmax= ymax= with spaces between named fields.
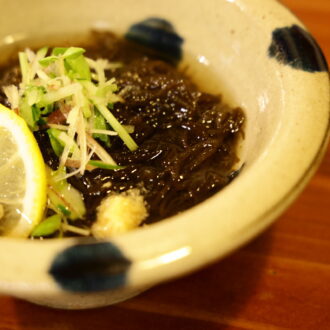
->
xmin=0 ymin=105 xmax=47 ymax=238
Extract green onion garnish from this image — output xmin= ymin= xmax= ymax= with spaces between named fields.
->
xmin=31 ymin=214 xmax=62 ymax=237
xmin=88 ymin=160 xmax=126 ymax=170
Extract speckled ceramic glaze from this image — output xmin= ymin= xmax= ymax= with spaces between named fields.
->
xmin=0 ymin=0 xmax=329 ymax=309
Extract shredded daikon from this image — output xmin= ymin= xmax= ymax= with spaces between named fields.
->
xmin=86 ymin=134 xmax=117 ymax=165
xmin=3 ymin=85 xmax=19 ymax=110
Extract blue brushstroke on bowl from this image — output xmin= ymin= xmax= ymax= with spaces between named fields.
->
xmin=125 ymin=17 xmax=184 ymax=63
xmin=268 ymin=25 xmax=328 ymax=72
xmin=49 ymin=241 xmax=131 ymax=292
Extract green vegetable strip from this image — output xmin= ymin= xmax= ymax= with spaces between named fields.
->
xmin=88 ymin=160 xmax=125 ymax=170
xmin=57 ymin=204 xmax=71 ymax=217
xmin=96 ymin=103 xmax=138 ymax=151
xmin=40 ymin=83 xmax=82 ymax=106
xmin=39 ymin=56 xmax=58 ymax=67
xmin=75 ymin=90 xmax=91 ymax=118
xmin=62 ymin=47 xmax=85 ymax=59
xmin=18 ymin=100 xmax=34 ymax=128
xmin=36 ymin=47 xmax=48 ymax=59
xmin=18 ymin=52 xmax=30 ymax=86
xmin=47 ymin=128 xmax=81 ymax=157
xmin=31 ymin=214 xmax=62 ymax=237
xmin=26 ymin=86 xmax=44 ymax=106
xmin=92 ymin=109 xmax=111 ymax=147
xmin=52 ymin=47 xmax=67 ymax=56
xmin=65 ymin=55 xmax=91 ymax=81
xmin=47 ymin=167 xmax=86 ymax=220
xmin=47 ymin=128 xmax=64 ymax=156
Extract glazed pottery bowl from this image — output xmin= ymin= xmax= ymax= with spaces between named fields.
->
xmin=0 ymin=0 xmax=329 ymax=309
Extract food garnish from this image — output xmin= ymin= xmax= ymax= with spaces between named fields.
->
xmin=1 ymin=46 xmax=139 ymax=237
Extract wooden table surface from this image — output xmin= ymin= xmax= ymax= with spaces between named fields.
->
xmin=1 ymin=0 xmax=330 ymax=329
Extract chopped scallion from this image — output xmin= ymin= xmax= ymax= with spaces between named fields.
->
xmin=92 ymin=108 xmax=111 ymax=147
xmin=95 ymin=103 xmax=138 ymax=151
xmin=88 ymin=160 xmax=125 ymax=170
xmin=6 ymin=46 xmax=135 ymax=178
xmin=47 ymin=128 xmax=64 ymax=156
xmin=39 ymin=55 xmax=58 ymax=67
xmin=31 ymin=214 xmax=62 ymax=237
xmin=18 ymin=52 xmax=30 ymax=86
xmin=57 ymin=204 xmax=71 ymax=217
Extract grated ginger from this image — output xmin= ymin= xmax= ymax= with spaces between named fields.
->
xmin=92 ymin=189 xmax=148 ymax=238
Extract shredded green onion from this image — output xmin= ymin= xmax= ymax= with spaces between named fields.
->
xmin=47 ymin=167 xmax=86 ymax=220
xmin=88 ymin=160 xmax=125 ymax=170
xmin=18 ymin=52 xmax=30 ymax=86
xmin=92 ymin=109 xmax=111 ymax=147
xmin=57 ymin=204 xmax=71 ymax=217
xmin=3 ymin=46 xmax=139 ymax=234
xmin=95 ymin=103 xmax=138 ymax=151
xmin=31 ymin=214 xmax=62 ymax=237
xmin=12 ymin=46 xmax=137 ymax=159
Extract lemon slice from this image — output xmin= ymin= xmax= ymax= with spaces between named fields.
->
xmin=0 ymin=104 xmax=47 ymax=238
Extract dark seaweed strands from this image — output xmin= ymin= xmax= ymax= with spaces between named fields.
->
xmin=0 ymin=32 xmax=245 ymax=228
xmin=68 ymin=50 xmax=244 ymax=224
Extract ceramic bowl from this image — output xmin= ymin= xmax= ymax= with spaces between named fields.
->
xmin=0 ymin=0 xmax=329 ymax=309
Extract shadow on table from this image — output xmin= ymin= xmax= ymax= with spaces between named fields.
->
xmin=12 ymin=229 xmax=274 ymax=330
